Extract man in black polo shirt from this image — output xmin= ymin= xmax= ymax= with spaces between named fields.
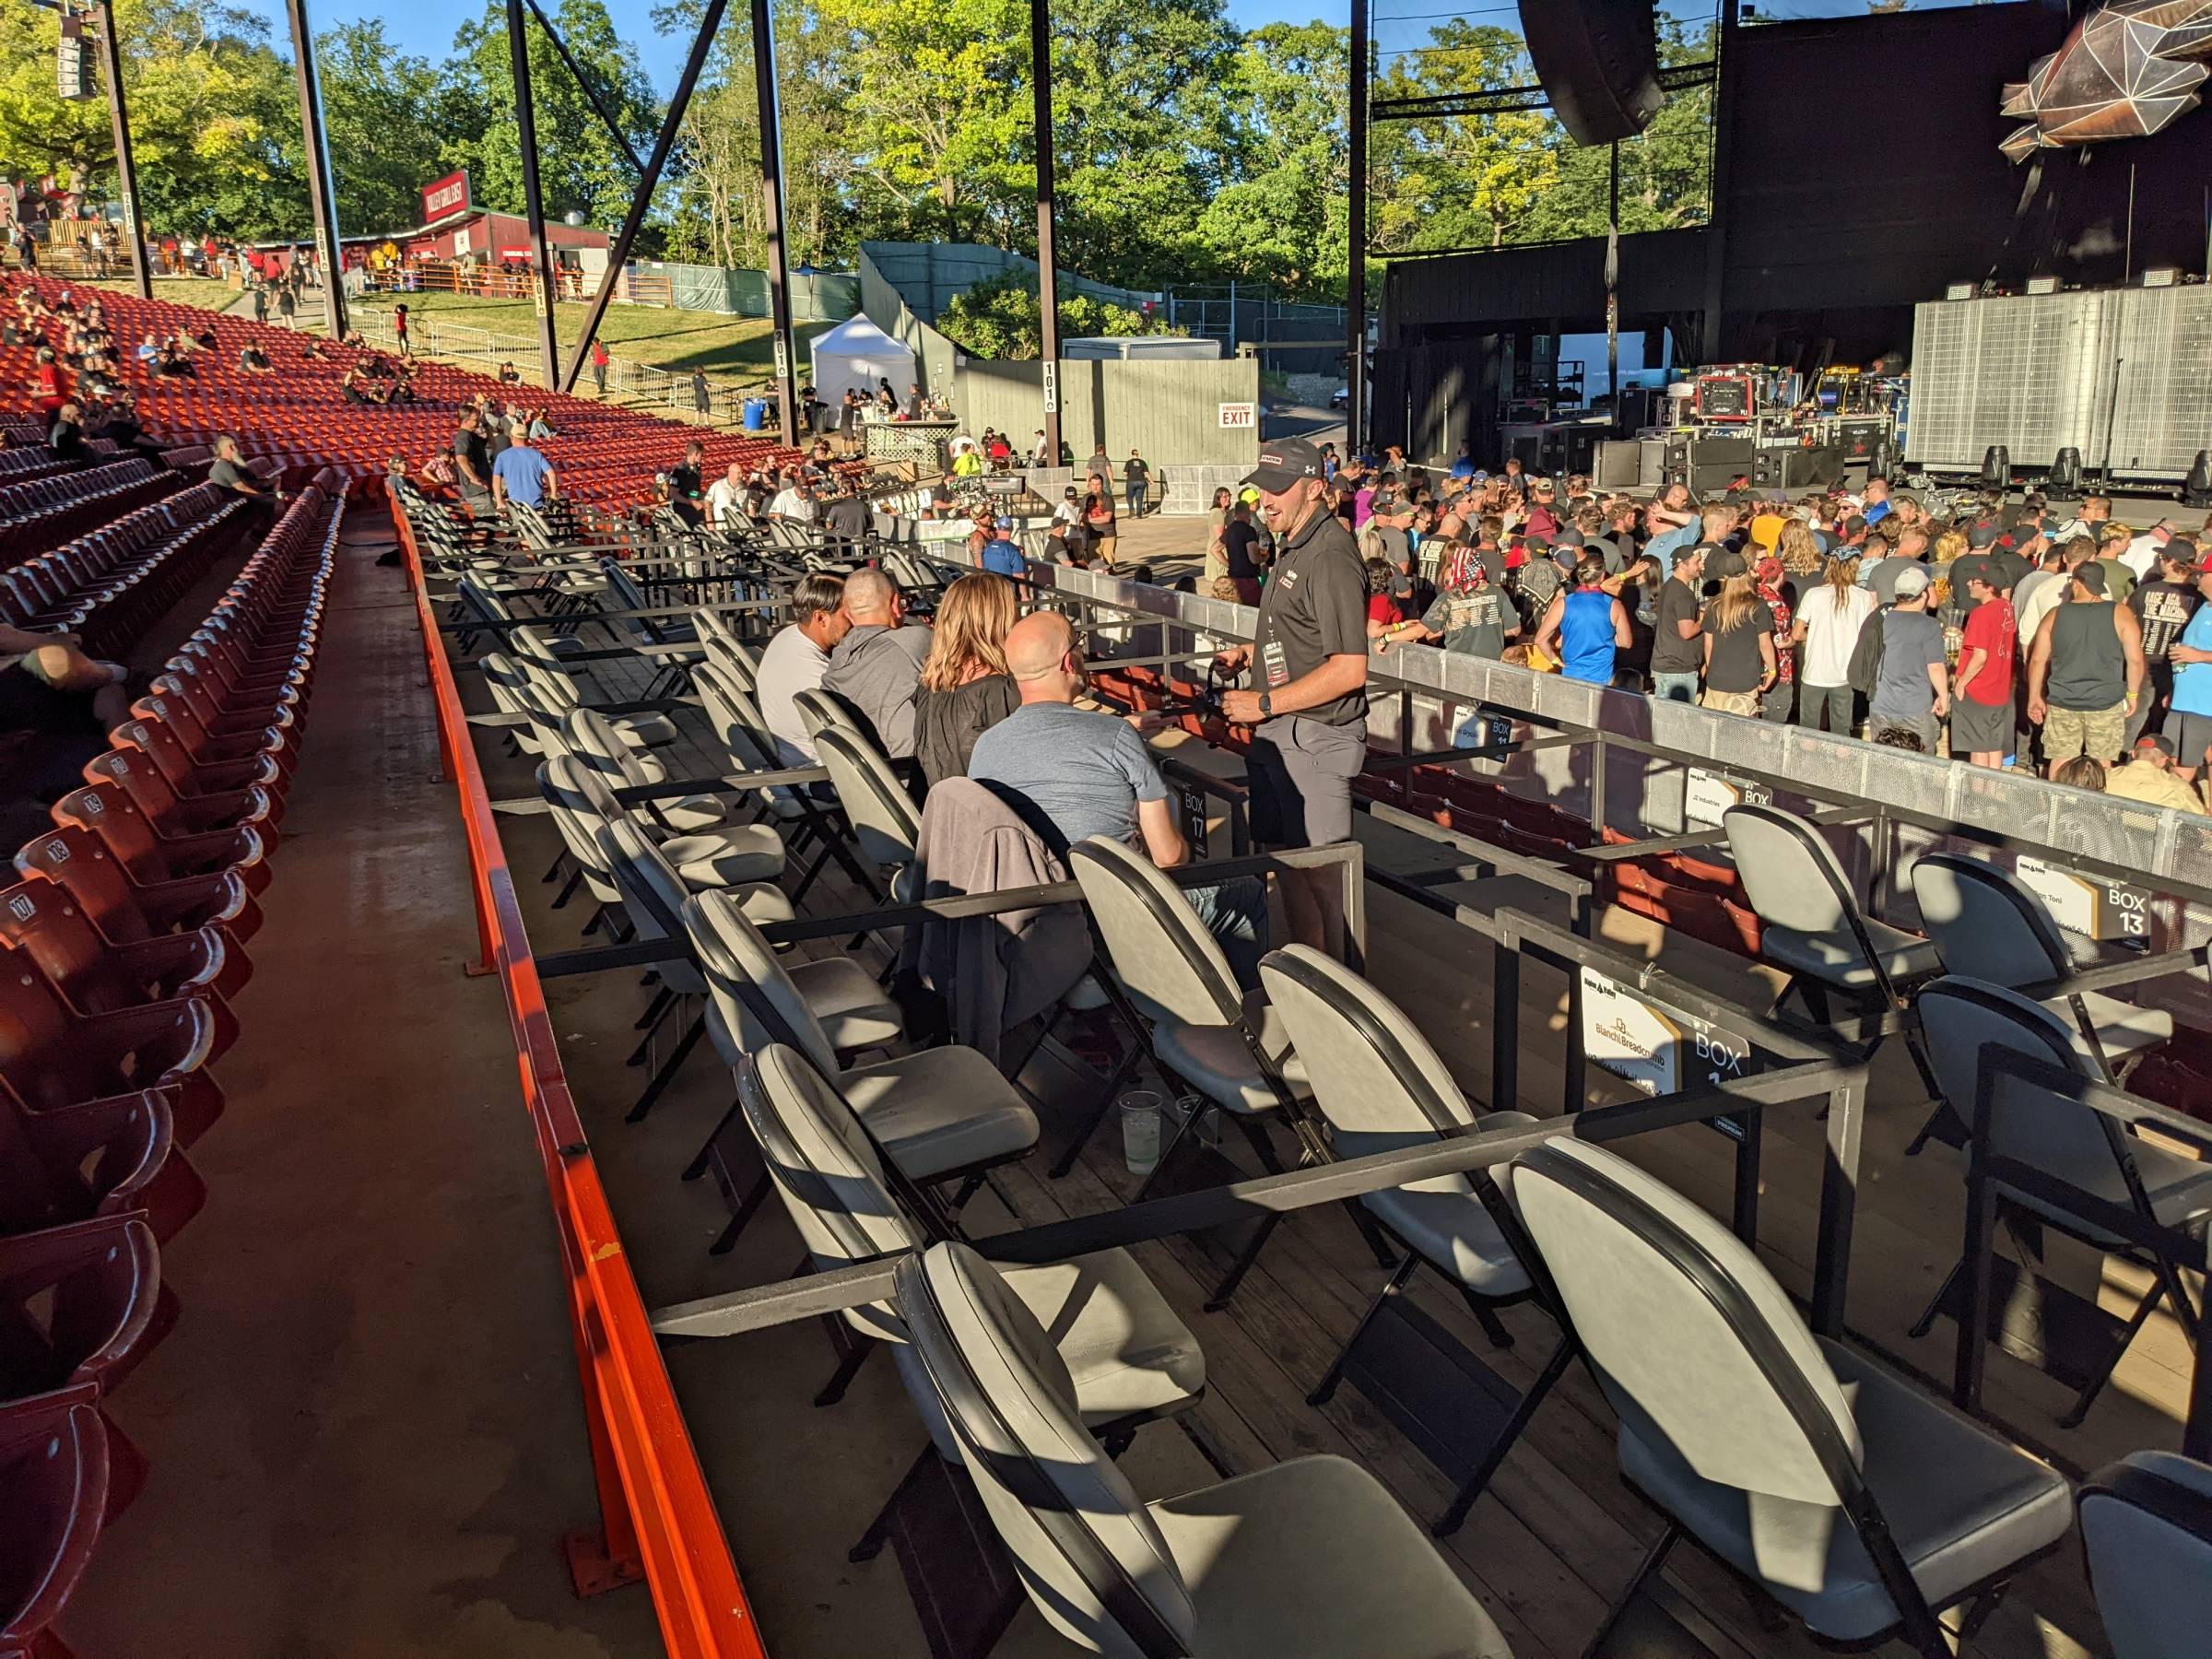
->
xmin=1217 ymin=436 xmax=1369 ymax=950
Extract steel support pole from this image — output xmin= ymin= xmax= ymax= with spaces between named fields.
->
xmin=1347 ymin=0 xmax=1369 ymax=454
xmin=1606 ymin=141 xmax=1621 ymax=430
xmin=750 ymin=0 xmax=797 ymax=441
xmin=281 ymin=0 xmax=348 ymax=340
xmin=559 ymin=0 xmax=727 ymax=395
xmin=91 ymin=1 xmax=148 ymax=299
xmin=1697 ymin=0 xmax=1738 ymax=364
xmin=507 ymin=0 xmax=563 ymax=389
xmin=1030 ymin=0 xmax=1063 ymax=466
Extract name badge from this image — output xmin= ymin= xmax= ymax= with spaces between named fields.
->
xmin=1262 ymin=640 xmax=1291 ymax=689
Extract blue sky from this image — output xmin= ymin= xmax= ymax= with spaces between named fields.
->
xmin=235 ymin=0 xmax=1954 ymax=93
xmin=239 ymin=0 xmax=1347 ymax=88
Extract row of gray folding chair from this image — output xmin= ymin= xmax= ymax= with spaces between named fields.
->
xmin=677 ymin=889 xmax=1037 ymax=1255
xmin=739 ymin=1039 xmax=1205 ymax=1640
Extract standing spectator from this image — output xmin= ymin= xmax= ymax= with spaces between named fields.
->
xmin=1082 ymin=486 xmax=1118 ymax=572
xmin=490 ymin=430 xmax=556 ymax=513
xmin=14 ymin=224 xmax=37 ymax=274
xmin=1865 ymin=567 xmax=1949 ymax=751
xmin=1699 ymin=568 xmax=1778 ymax=718
xmin=591 ymin=337 xmax=610 ymax=396
xmin=665 ymin=440 xmax=706 ymax=526
xmin=451 ymin=410 xmax=494 ymax=516
xmin=821 ymin=570 xmax=933 ymax=759
xmin=691 ymin=368 xmax=711 ymax=423
xmin=2165 ymin=549 xmax=2212 ymax=782
xmin=1753 ymin=556 xmax=1797 ymax=724
xmin=754 ymin=572 xmax=849 ymax=767
xmin=1531 ymin=558 xmax=1631 ymax=685
xmin=393 ymin=303 xmax=412 ymax=359
xmin=822 ymin=480 xmax=872 ymax=554
xmin=1218 ymin=501 xmax=1264 ymax=606
xmin=1381 ymin=541 xmax=1515 ymax=660
xmin=2027 ymin=561 xmax=2145 ymax=776
xmin=1123 ymin=449 xmax=1151 ymax=520
xmin=276 ymin=283 xmax=296 ymax=328
xmin=2128 ymin=540 xmax=2202 ymax=744
xmin=2020 ymin=535 xmax=2094 ymax=644
xmin=769 ymin=473 xmax=817 ymax=524
xmin=978 ymin=517 xmax=1025 ymax=578
xmin=1215 ymin=435 xmax=1370 ymax=952
xmin=1648 ymin=543 xmax=1708 ymax=703
xmin=251 ymin=280 xmax=268 ymax=325
xmin=2122 ymin=517 xmax=2176 ymax=582
xmin=913 ymin=572 xmax=1020 ymax=788
xmin=1949 ymin=570 xmax=2018 ymax=768
xmin=1084 ymin=442 xmax=1112 ymax=497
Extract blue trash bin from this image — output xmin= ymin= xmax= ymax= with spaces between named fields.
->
xmin=741 ymin=398 xmax=767 ymax=432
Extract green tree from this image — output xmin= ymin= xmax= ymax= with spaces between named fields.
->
xmin=0 ymin=0 xmax=300 ymax=239
xmin=308 ymin=22 xmax=459 ymax=235
xmin=1192 ymin=21 xmax=1350 ymax=299
xmin=442 ymin=0 xmax=660 ymax=229
xmin=935 ymin=269 xmax=1180 ymax=359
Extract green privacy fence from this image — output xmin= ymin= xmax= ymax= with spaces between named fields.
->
xmin=627 ymin=261 xmax=862 ymax=323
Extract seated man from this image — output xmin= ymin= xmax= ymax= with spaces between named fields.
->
xmin=970 ymin=611 xmax=1266 ymax=983
xmin=754 ymin=572 xmax=849 ymax=767
xmin=2104 ymin=734 xmax=2208 ymax=815
xmin=0 ymin=623 xmax=133 ymax=814
xmin=820 ymin=568 xmax=932 ymax=759
xmin=207 ymin=433 xmax=275 ymax=500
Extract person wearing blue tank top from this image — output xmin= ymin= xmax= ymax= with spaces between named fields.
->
xmin=1533 ymin=558 xmax=1632 ymax=685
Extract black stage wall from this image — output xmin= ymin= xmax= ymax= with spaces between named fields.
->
xmin=1378 ymin=0 xmax=2212 ymax=446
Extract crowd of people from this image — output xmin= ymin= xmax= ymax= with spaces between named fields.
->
xmin=1163 ymin=442 xmax=2212 ymax=806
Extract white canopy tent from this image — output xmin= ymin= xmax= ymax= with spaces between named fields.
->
xmin=807 ymin=315 xmax=918 ymax=406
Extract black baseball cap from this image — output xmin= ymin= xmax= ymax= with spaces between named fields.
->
xmin=1241 ymin=436 xmax=1326 ymax=493
xmin=2136 ymin=733 xmax=2178 ymax=759
xmin=2075 ymin=561 xmax=2109 ymax=595
xmin=1705 ymin=544 xmax=1748 ymax=581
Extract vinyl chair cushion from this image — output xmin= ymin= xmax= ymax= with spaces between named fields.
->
xmin=839 ymin=1046 xmax=1040 ymax=1178
xmin=1146 ymin=1454 xmax=1514 ymax=1659
xmin=1759 ymin=916 xmax=1941 ymax=991
xmin=659 ymin=825 xmax=786 ymax=888
xmin=1620 ymin=1336 xmax=2072 ymax=1642
xmin=787 ymin=959 xmax=903 ymax=1055
xmin=1149 ymin=994 xmax=1310 ymax=1116
xmin=1361 ymin=1111 xmax=1541 ymax=1297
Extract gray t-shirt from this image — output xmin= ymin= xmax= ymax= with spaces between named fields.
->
xmin=820 ymin=622 xmax=933 ymax=759
xmin=1868 ymin=608 xmax=1947 ymax=722
xmin=967 ymin=701 xmax=1164 ymax=853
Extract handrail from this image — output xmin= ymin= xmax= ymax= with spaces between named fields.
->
xmin=391 ymin=497 xmax=770 ymax=1659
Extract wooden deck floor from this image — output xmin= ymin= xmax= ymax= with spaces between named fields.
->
xmin=459 ymin=611 xmax=2194 ymax=1659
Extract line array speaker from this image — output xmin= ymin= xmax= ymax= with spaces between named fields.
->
xmin=1516 ymin=0 xmax=1664 ymax=147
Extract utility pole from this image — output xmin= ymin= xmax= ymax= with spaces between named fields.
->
xmin=281 ymin=0 xmax=347 ymax=339
xmin=88 ymin=1 xmax=148 ymax=298
xmin=1030 ymin=0 xmax=1063 ymax=467
xmin=1606 ymin=140 xmax=1620 ymax=429
xmin=507 ymin=0 xmax=562 ymax=387
xmin=1347 ymin=0 xmax=1369 ymax=453
xmin=751 ymin=0 xmax=798 ymax=441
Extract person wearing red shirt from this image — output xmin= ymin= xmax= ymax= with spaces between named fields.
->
xmin=29 ymin=347 xmax=68 ymax=414
xmin=1951 ymin=569 xmax=2018 ymax=767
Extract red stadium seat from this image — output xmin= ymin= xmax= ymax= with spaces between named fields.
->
xmin=0 ymin=877 xmax=242 ymax=1051
xmin=0 ymin=1078 xmax=204 ymax=1246
xmin=0 ymin=1400 xmax=111 ymax=1656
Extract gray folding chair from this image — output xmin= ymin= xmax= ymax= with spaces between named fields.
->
xmin=1908 ymin=975 xmax=2210 ymax=1430
xmin=1259 ymin=943 xmax=1571 ymax=1535
xmin=741 ymin=1043 xmax=1203 ymax=1518
xmin=681 ymin=889 xmax=1040 ymax=1242
xmin=2079 ymin=1451 xmax=2212 ymax=1659
xmin=1724 ymin=803 xmax=1940 ymax=1019
xmin=597 ymin=816 xmax=792 ymax=1122
xmin=542 ymin=750 xmax=783 ymax=894
xmin=1068 ymin=835 xmax=1306 ymax=1200
xmin=793 ymin=686 xmax=868 ymax=743
xmin=1512 ymin=1137 xmax=2073 ymax=1659
xmin=896 ymin=1239 xmax=1515 ymax=1659
xmin=814 ymin=724 xmax=922 ymax=881
xmin=692 ymin=606 xmax=760 ymax=693
xmin=1911 ymin=850 xmax=2172 ymax=1089
xmin=695 ymin=660 xmax=875 ymax=904
xmin=562 ymin=705 xmax=733 ymax=836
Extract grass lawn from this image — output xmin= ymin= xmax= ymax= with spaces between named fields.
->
xmin=85 ymin=276 xmax=241 ymax=314
xmin=346 ymin=289 xmax=840 ymax=380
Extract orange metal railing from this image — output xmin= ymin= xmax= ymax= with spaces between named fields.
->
xmin=393 ymin=501 xmax=769 ymax=1659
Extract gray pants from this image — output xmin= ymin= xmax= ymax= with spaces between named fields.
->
xmin=1797 ymin=683 xmax=1854 ymax=735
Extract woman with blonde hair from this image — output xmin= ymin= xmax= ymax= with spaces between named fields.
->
xmin=1776 ymin=519 xmax=1825 ymax=596
xmin=1699 ymin=568 xmax=1777 ymax=716
xmin=913 ymin=572 xmax=1021 ymax=787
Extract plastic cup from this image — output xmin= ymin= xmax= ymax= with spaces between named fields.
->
xmin=1120 ymin=1091 xmax=1167 ymax=1176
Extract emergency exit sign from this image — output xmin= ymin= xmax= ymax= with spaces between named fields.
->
xmin=1218 ymin=402 xmax=1256 ymax=429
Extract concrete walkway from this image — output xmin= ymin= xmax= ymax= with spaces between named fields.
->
xmin=63 ymin=520 xmax=665 ymax=1658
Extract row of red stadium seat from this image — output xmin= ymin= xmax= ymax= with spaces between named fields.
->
xmin=0 ymin=478 xmax=340 ymax=1654
xmin=6 ymin=276 xmax=812 ymax=504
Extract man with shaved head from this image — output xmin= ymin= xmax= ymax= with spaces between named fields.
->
xmin=821 ymin=567 xmax=933 ymax=758
xmin=971 ymin=611 xmax=1266 ymax=979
